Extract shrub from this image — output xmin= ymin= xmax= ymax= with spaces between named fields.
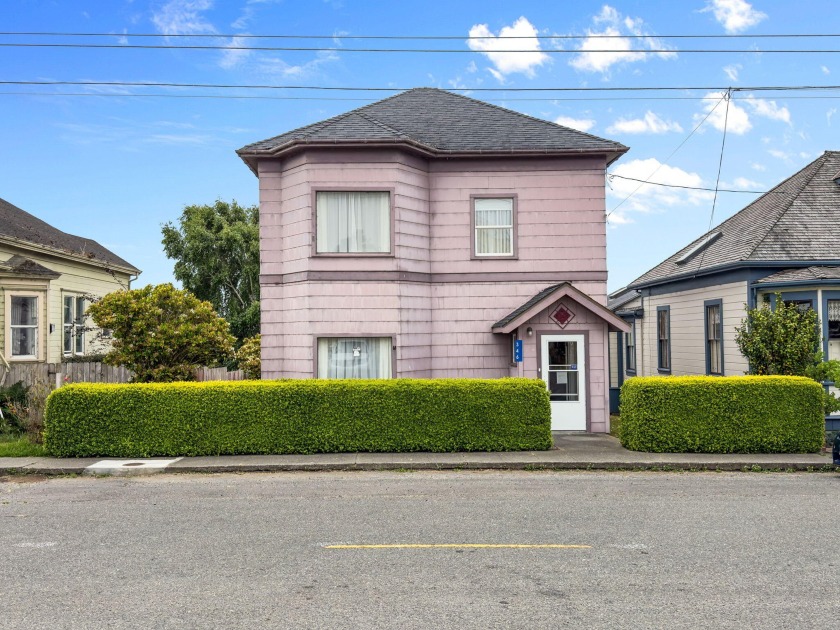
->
xmin=3 ymin=380 xmax=50 ymax=443
xmin=44 ymin=378 xmax=552 ymax=457
xmin=0 ymin=381 xmax=29 ymax=434
xmin=619 ymin=375 xmax=824 ymax=453
xmin=237 ymin=334 xmax=261 ymax=379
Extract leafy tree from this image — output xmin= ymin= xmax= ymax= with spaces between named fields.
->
xmin=734 ymin=294 xmax=821 ymax=376
xmin=237 ymin=334 xmax=261 ymax=379
xmin=87 ymin=284 xmax=235 ymax=382
xmin=161 ymin=200 xmax=259 ymax=341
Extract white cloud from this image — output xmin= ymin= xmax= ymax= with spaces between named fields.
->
xmin=695 ymin=92 xmax=752 ymax=134
xmin=569 ymin=5 xmax=676 ymax=75
xmin=554 ymin=116 xmax=596 ymax=132
xmin=219 ymin=35 xmax=251 ymax=69
xmin=607 ymin=111 xmax=683 ymax=134
xmin=731 ymin=176 xmax=763 ymax=189
xmin=768 ymin=148 xmax=792 ymax=162
xmin=723 ymin=63 xmax=741 ymax=81
xmin=750 ymin=161 xmax=766 ymax=171
xmin=151 ymin=0 xmax=216 ymax=35
xmin=607 ymin=158 xmax=713 ymax=223
xmin=822 ymin=65 xmax=831 ymax=75
xmin=467 ymin=17 xmax=549 ymax=80
xmin=258 ymin=51 xmax=339 ymax=78
xmin=743 ymin=96 xmax=791 ymax=124
xmin=702 ymin=0 xmax=767 ymax=34
xmin=828 ymin=108 xmax=838 ymax=125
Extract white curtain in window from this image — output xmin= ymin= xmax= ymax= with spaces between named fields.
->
xmin=475 ymin=198 xmax=513 ymax=256
xmin=316 ymin=191 xmax=390 ymax=253
xmin=317 ymin=337 xmax=392 ymax=379
xmin=11 ymin=296 xmax=37 ymax=357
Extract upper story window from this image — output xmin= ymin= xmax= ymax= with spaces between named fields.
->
xmin=63 ymin=295 xmax=86 ymax=356
xmin=9 ymin=295 xmax=39 ymax=359
xmin=315 ymin=191 xmax=391 ymax=254
xmin=473 ymin=197 xmax=515 ymax=258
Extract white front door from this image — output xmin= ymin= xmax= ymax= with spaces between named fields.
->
xmin=541 ymin=334 xmax=587 ymax=431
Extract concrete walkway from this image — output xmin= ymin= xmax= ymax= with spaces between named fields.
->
xmin=0 ymin=433 xmax=835 ymax=476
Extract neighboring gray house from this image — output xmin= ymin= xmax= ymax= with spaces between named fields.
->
xmin=608 ymin=150 xmax=840 ymax=409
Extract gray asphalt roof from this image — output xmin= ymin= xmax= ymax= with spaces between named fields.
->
xmin=628 ymin=151 xmax=840 ymax=288
xmin=0 ymin=254 xmax=60 ymax=278
xmin=238 ymin=88 xmax=628 ymax=163
xmin=607 ymin=289 xmax=641 ymax=311
xmin=493 ymin=284 xmax=566 ymax=329
xmin=755 ymin=266 xmax=840 ymax=284
xmin=0 ymin=197 xmax=139 ymax=272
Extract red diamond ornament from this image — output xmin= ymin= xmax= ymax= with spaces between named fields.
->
xmin=550 ymin=304 xmax=575 ymax=328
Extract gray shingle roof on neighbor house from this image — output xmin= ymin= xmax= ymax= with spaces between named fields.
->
xmin=755 ymin=266 xmax=840 ymax=285
xmin=607 ymin=289 xmax=641 ymax=311
xmin=237 ymin=88 xmax=628 ymax=168
xmin=628 ymin=151 xmax=840 ymax=289
xmin=0 ymin=197 xmax=139 ymax=273
xmin=0 ymin=254 xmax=61 ymax=278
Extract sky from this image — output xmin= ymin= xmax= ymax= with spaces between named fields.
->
xmin=0 ymin=0 xmax=837 ymax=292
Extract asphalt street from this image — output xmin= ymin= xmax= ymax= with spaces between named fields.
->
xmin=2 ymin=470 xmax=839 ymax=629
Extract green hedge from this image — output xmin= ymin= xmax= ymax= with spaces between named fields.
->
xmin=44 ymin=378 xmax=552 ymax=457
xmin=619 ymin=375 xmax=824 ymax=453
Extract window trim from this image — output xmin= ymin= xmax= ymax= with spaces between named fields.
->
xmin=5 ymin=290 xmax=44 ymax=362
xmin=704 ymin=299 xmax=724 ymax=376
xmin=311 ymin=187 xmax=396 ymax=258
xmin=470 ymin=194 xmax=518 ymax=260
xmin=313 ymin=334 xmax=397 ymax=379
xmin=624 ymin=317 xmax=637 ymax=376
xmin=63 ymin=293 xmax=87 ymax=357
xmin=656 ymin=305 xmax=671 ymax=374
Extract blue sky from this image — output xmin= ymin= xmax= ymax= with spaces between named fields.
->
xmin=0 ymin=0 xmax=836 ymax=291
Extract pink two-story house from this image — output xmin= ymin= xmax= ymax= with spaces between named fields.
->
xmin=237 ymin=88 xmax=630 ymax=432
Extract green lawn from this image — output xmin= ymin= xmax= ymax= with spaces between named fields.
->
xmin=0 ymin=435 xmax=46 ymax=457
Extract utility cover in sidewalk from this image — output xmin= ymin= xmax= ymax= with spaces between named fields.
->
xmin=85 ymin=459 xmax=182 ymax=476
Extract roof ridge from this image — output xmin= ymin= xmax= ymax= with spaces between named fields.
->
xmin=742 ymin=152 xmax=827 ymax=261
xmin=354 ymin=110 xmax=409 ymax=138
xmin=430 ymin=88 xmax=627 ymax=150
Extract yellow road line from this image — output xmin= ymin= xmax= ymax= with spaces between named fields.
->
xmin=324 ymin=544 xmax=591 ymax=549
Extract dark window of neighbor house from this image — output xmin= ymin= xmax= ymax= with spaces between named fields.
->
xmin=316 ymin=337 xmax=392 ymax=379
xmin=10 ymin=295 xmax=38 ymax=358
xmin=63 ymin=295 xmax=86 ymax=356
xmin=625 ymin=320 xmax=636 ymax=373
xmin=316 ymin=191 xmax=390 ymax=254
xmin=705 ymin=301 xmax=723 ymax=375
xmin=473 ymin=197 xmax=515 ymax=257
xmin=657 ymin=306 xmax=671 ymax=372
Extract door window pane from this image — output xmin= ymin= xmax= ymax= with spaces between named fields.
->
xmin=316 ymin=191 xmax=390 ymax=253
xmin=317 ymin=337 xmax=392 ymax=379
xmin=546 ymin=340 xmax=579 ymax=401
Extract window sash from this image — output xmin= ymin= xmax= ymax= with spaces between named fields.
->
xmin=706 ymin=304 xmax=722 ymax=374
xmin=63 ymin=295 xmax=85 ymax=356
xmin=10 ymin=296 xmax=38 ymax=358
xmin=625 ymin=326 xmax=636 ymax=372
xmin=316 ymin=191 xmax=390 ymax=254
xmin=657 ymin=310 xmax=670 ymax=370
xmin=317 ymin=337 xmax=392 ymax=379
xmin=474 ymin=198 xmax=514 ymax=256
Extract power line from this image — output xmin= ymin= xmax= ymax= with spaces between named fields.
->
xmin=2 ymin=31 xmax=839 ymax=40
xmin=2 ymin=80 xmax=839 ymax=93
xmin=608 ymin=174 xmax=791 ymax=194
xmin=2 ymin=42 xmax=840 ymax=53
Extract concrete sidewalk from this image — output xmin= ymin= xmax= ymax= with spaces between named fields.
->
xmin=0 ymin=433 xmax=836 ymax=476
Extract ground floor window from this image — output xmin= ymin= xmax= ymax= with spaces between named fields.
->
xmin=657 ymin=306 xmax=671 ymax=372
xmin=63 ymin=294 xmax=86 ymax=356
xmin=9 ymin=295 xmax=39 ymax=358
xmin=317 ymin=337 xmax=392 ymax=379
xmin=625 ymin=321 xmax=636 ymax=373
xmin=705 ymin=301 xmax=722 ymax=375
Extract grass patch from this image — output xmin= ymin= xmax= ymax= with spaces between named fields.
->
xmin=609 ymin=414 xmax=621 ymax=438
xmin=0 ymin=434 xmax=47 ymax=457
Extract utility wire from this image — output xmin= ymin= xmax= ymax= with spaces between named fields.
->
xmin=2 ymin=80 xmax=838 ymax=93
xmin=2 ymin=42 xmax=840 ymax=53
xmin=609 ymin=174 xmax=791 ymax=195
xmin=2 ymin=31 xmax=839 ymax=40
xmin=695 ymin=89 xmax=733 ymax=274
xmin=606 ymin=93 xmax=728 ymax=219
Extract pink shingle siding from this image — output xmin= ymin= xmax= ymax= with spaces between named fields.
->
xmin=257 ymin=147 xmax=615 ymax=431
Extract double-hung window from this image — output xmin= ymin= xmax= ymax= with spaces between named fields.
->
xmin=10 ymin=296 xmax=38 ymax=359
xmin=63 ymin=295 xmax=86 ymax=356
xmin=473 ymin=197 xmax=515 ymax=257
xmin=317 ymin=337 xmax=392 ymax=379
xmin=625 ymin=321 xmax=636 ymax=373
xmin=657 ymin=306 xmax=671 ymax=372
xmin=316 ymin=191 xmax=390 ymax=254
xmin=705 ymin=301 xmax=723 ymax=375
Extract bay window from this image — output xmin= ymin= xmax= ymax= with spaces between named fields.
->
xmin=316 ymin=191 xmax=390 ymax=254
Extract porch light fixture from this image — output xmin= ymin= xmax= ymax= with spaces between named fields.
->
xmin=526 ymin=327 xmax=533 ymax=337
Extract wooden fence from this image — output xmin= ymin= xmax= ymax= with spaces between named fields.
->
xmin=1 ymin=362 xmax=245 ymax=389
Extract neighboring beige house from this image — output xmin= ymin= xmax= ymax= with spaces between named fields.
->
xmin=0 ymin=197 xmax=139 ymax=367
xmin=607 ymin=151 xmax=840 ymax=411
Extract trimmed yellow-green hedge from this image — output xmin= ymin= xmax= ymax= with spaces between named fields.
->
xmin=44 ymin=378 xmax=552 ymax=457
xmin=619 ymin=375 xmax=824 ymax=453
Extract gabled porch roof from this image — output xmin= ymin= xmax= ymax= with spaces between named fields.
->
xmin=492 ymin=282 xmax=631 ymax=334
